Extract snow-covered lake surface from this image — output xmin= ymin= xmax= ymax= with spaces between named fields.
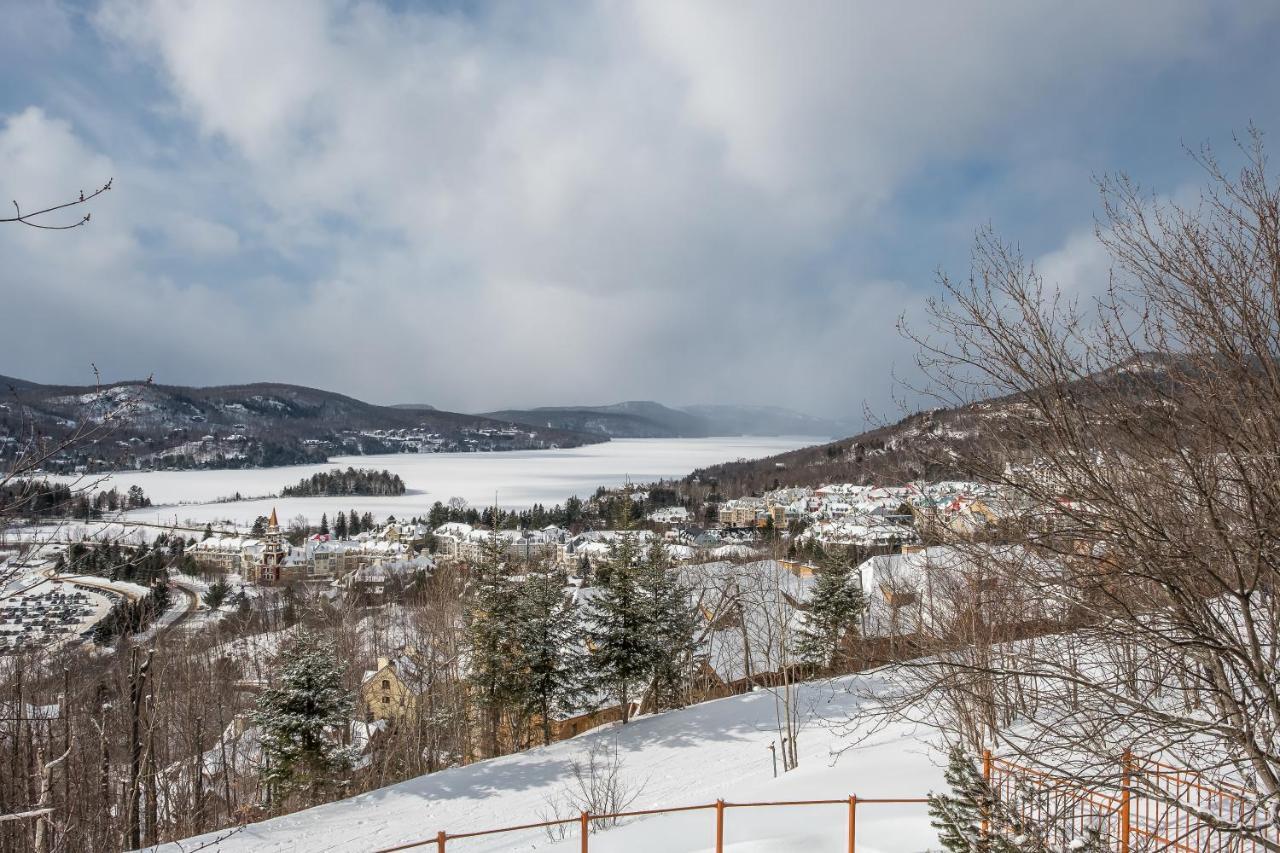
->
xmin=82 ymin=437 xmax=814 ymax=527
xmin=157 ymin=669 xmax=942 ymax=853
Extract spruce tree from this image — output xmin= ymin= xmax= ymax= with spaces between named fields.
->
xmin=319 ymin=513 xmax=329 ymax=535
xmin=637 ymin=539 xmax=696 ymax=711
xmin=588 ymin=530 xmax=650 ymax=723
xmin=252 ymin=632 xmax=354 ymax=806
xmin=796 ymin=559 xmax=865 ymax=670
xmin=334 ymin=511 xmax=348 ymax=539
xmin=929 ymin=747 xmax=1024 ymax=853
xmin=465 ymin=528 xmax=523 ymax=757
xmin=204 ymin=576 xmax=232 ymax=610
xmin=516 ymin=565 xmax=584 ymax=745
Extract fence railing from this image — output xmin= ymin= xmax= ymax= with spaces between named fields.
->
xmin=372 ymin=795 xmax=929 ymax=852
xmin=986 ymin=750 xmax=1279 ymax=853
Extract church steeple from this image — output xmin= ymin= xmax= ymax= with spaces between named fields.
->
xmin=268 ymin=507 xmax=279 ymax=530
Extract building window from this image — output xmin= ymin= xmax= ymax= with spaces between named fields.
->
xmin=382 ymin=680 xmax=390 ymax=690
xmin=382 ymin=696 xmax=390 ymax=704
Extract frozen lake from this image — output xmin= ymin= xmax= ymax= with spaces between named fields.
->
xmin=93 ymin=436 xmax=816 ymax=527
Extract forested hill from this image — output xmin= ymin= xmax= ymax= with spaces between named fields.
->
xmin=685 ymin=357 xmax=1182 ymax=496
xmin=685 ymin=406 xmax=989 ymax=496
xmin=0 ymin=375 xmax=604 ymax=474
xmin=483 ymin=400 xmax=850 ymax=438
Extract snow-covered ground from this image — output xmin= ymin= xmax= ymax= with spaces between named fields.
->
xmin=157 ymin=670 xmax=944 ymax=853
xmin=57 ymin=437 xmax=814 ymax=526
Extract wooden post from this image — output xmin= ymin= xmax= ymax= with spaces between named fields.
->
xmin=847 ymin=795 xmax=857 ymax=853
xmin=982 ymin=749 xmax=993 ymax=837
xmin=1119 ymin=751 xmax=1132 ymax=853
xmin=435 ymin=829 xmax=446 ymax=852
xmin=715 ymin=799 xmax=725 ymax=852
xmin=580 ymin=811 xmax=589 ymax=853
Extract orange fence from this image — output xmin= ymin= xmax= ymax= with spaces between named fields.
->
xmin=987 ymin=750 xmax=1279 ymax=852
xmin=372 ymin=795 xmax=929 ymax=852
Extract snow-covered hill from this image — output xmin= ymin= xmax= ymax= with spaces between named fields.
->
xmin=157 ymin=670 xmax=944 ymax=853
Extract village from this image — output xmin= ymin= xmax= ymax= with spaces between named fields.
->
xmin=130 ymin=477 xmax=1016 ymax=753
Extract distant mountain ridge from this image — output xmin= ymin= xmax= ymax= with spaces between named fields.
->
xmin=481 ymin=400 xmax=849 ymax=439
xmin=0 ymin=375 xmax=602 ymax=473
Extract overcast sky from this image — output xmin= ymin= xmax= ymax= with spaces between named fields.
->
xmin=3 ymin=1 xmax=1279 ymax=421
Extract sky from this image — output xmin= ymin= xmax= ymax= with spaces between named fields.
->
xmin=2 ymin=1 xmax=1279 ymax=422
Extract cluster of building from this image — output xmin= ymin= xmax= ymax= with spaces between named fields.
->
xmin=188 ymin=480 xmax=1012 ymax=596
xmin=714 ymin=480 xmax=1009 ymax=548
xmin=430 ymin=522 xmax=759 ymax=572
xmin=188 ymin=509 xmax=431 ymax=588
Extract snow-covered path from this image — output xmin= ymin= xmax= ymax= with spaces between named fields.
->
xmin=157 ymin=671 xmax=943 ymax=853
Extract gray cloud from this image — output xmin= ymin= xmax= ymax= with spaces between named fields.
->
xmin=2 ymin=1 xmax=1279 ymax=422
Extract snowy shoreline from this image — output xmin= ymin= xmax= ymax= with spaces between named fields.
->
xmin=50 ymin=437 xmax=815 ymax=526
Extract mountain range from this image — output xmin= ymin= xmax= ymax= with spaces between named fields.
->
xmin=0 ymin=375 xmax=601 ymax=474
xmin=0 ymin=375 xmax=849 ymax=474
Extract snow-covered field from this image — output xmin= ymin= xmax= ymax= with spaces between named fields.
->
xmin=157 ymin=670 xmax=944 ymax=853
xmin=71 ymin=437 xmax=814 ymax=526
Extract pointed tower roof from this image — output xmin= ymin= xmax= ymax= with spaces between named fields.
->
xmin=268 ymin=507 xmax=279 ymax=528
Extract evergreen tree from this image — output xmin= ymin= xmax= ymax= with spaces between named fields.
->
xmin=588 ymin=531 xmax=651 ymax=723
xmin=253 ymin=632 xmax=354 ymax=805
xmin=204 ymin=576 xmax=232 ymax=610
xmin=929 ymin=748 xmax=1023 ymax=853
xmin=349 ymin=508 xmax=361 ymax=534
xmin=251 ymin=516 xmax=267 ymax=537
xmin=202 ymin=523 xmax=213 ymax=541
xmin=516 ymin=565 xmax=584 ymax=745
xmin=796 ymin=560 xmax=865 ymax=670
xmin=334 ymin=511 xmax=348 ymax=539
xmin=465 ymin=529 xmax=523 ymax=757
xmin=319 ymin=513 xmax=330 ymax=535
xmin=637 ymin=539 xmax=697 ymax=711
xmin=361 ymin=511 xmax=375 ymax=532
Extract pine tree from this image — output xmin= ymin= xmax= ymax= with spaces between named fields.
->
xmin=202 ymin=523 xmax=213 ymax=541
xmin=252 ymin=632 xmax=354 ymax=806
xmin=334 ymin=511 xmax=348 ymax=539
xmin=796 ymin=559 xmax=865 ymax=670
xmin=319 ymin=513 xmax=330 ymax=535
xmin=204 ymin=576 xmax=232 ymax=610
xmin=516 ymin=565 xmax=584 ymax=745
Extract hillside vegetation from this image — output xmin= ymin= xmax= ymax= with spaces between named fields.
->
xmin=0 ymin=375 xmax=603 ymax=473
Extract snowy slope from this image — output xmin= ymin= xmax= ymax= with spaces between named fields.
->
xmin=156 ymin=670 xmax=944 ymax=853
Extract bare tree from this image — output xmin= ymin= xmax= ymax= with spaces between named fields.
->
xmin=863 ymin=130 xmax=1280 ymax=849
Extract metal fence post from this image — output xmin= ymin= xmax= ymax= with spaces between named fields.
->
xmin=847 ymin=795 xmax=857 ymax=853
xmin=715 ymin=799 xmax=725 ymax=852
xmin=1119 ymin=751 xmax=1132 ymax=853
xmin=436 ymin=830 xmax=446 ymax=852
xmin=580 ymin=811 xmax=589 ymax=853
